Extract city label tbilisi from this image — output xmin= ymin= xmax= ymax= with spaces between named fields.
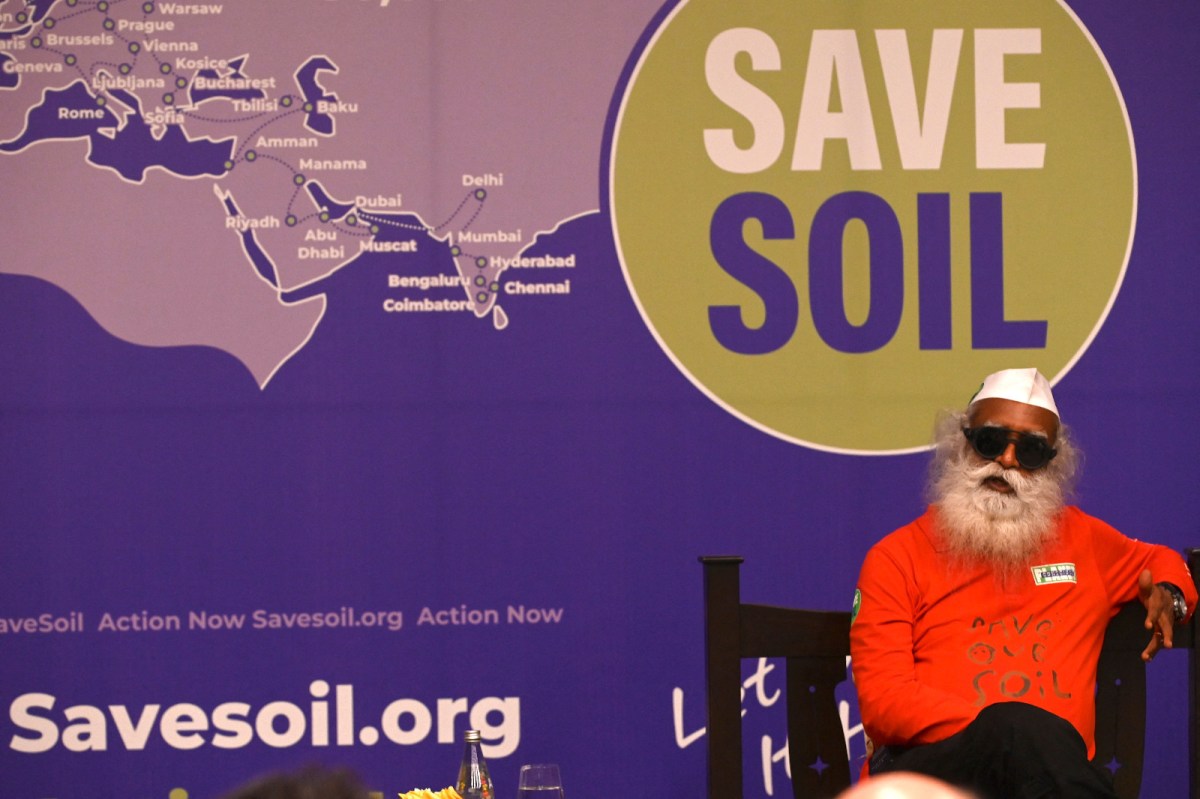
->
xmin=235 ymin=98 xmax=281 ymax=113
xmin=417 ymin=604 xmax=564 ymax=625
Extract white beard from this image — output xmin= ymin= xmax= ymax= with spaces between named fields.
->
xmin=933 ymin=450 xmax=1065 ymax=573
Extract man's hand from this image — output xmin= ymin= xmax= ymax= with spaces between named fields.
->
xmin=1138 ymin=569 xmax=1176 ymax=661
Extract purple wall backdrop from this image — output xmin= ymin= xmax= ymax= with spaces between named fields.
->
xmin=1 ymin=1 xmax=1197 ymax=797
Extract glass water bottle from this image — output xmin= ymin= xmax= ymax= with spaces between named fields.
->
xmin=455 ymin=729 xmax=495 ymax=799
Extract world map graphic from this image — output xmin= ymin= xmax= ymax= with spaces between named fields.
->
xmin=0 ymin=0 xmax=653 ymax=386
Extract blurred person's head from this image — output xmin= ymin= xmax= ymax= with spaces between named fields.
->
xmin=837 ymin=772 xmax=977 ymax=799
xmin=219 ymin=765 xmax=369 ymax=799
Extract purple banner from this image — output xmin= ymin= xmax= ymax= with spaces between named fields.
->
xmin=1 ymin=1 xmax=1197 ymax=797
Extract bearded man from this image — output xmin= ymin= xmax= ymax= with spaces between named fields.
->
xmin=849 ymin=368 xmax=1196 ymax=799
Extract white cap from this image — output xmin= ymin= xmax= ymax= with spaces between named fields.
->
xmin=968 ymin=368 xmax=1059 ymax=418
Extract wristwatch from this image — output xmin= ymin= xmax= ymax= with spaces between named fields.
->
xmin=1157 ymin=581 xmax=1189 ymax=623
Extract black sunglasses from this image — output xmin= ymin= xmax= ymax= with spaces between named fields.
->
xmin=962 ymin=426 xmax=1057 ymax=470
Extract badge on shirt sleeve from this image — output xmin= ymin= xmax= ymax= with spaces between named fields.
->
xmin=1031 ymin=562 xmax=1077 ymax=585
xmin=851 ymin=589 xmax=861 ymax=624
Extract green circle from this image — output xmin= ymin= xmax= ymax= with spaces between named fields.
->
xmin=611 ymin=0 xmax=1134 ymax=453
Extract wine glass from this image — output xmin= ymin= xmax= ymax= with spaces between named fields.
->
xmin=516 ymin=763 xmax=564 ymax=799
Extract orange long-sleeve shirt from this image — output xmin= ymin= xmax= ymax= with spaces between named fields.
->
xmin=850 ymin=505 xmax=1197 ymax=757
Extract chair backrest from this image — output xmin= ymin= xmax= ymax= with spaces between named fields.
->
xmin=1094 ymin=601 xmax=1151 ymax=796
xmin=700 ymin=556 xmax=853 ymax=799
xmin=700 ymin=549 xmax=1200 ymax=799
xmin=1093 ymin=548 xmax=1200 ymax=799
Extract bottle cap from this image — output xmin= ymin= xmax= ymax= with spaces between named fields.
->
xmin=464 ymin=729 xmax=481 ymax=742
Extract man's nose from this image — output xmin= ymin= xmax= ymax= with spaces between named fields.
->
xmin=996 ymin=441 xmax=1019 ymax=469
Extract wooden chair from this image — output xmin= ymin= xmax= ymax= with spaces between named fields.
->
xmin=700 ymin=549 xmax=1200 ymax=799
xmin=1094 ymin=549 xmax=1200 ymax=798
xmin=700 ymin=555 xmax=852 ymax=799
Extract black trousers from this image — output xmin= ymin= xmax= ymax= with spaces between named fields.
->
xmin=870 ymin=702 xmax=1119 ymax=799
